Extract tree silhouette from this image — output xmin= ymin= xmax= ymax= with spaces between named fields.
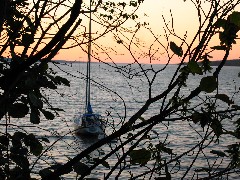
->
xmin=0 ymin=0 xmax=240 ymax=179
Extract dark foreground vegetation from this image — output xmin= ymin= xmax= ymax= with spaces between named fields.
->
xmin=0 ymin=0 xmax=240 ymax=179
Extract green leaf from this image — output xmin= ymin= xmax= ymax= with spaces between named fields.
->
xmin=201 ymin=54 xmax=212 ymax=73
xmin=55 ymin=76 xmax=70 ymax=86
xmin=229 ymin=11 xmax=240 ymax=27
xmin=8 ymin=103 xmax=29 ymax=118
xmin=12 ymin=131 xmax=26 ymax=144
xmin=101 ymin=160 xmax=110 ymax=169
xmin=156 ymin=143 xmax=174 ymax=155
xmin=30 ymin=108 xmax=40 ymax=124
xmin=211 ymin=119 xmax=223 ymax=137
xmin=170 ymin=42 xmax=183 ymax=57
xmin=30 ymin=139 xmax=43 ymax=156
xmin=29 ymin=92 xmax=43 ymax=108
xmin=42 ymin=110 xmax=55 ymax=120
xmin=214 ymin=18 xmax=227 ymax=28
xmin=129 ymin=148 xmax=151 ymax=165
xmin=13 ymin=132 xmax=27 ymax=140
xmin=11 ymin=136 xmax=22 ymax=148
xmin=210 ymin=150 xmax=226 ymax=157
xmin=10 ymin=154 xmax=29 ymax=169
xmin=73 ymin=162 xmax=90 ymax=176
xmin=187 ymin=61 xmax=202 ymax=75
xmin=41 ymin=137 xmax=50 ymax=143
xmin=200 ymin=76 xmax=217 ymax=93
xmin=130 ymin=1 xmax=137 ymax=7
xmin=192 ymin=112 xmax=211 ymax=128
xmin=139 ymin=116 xmax=145 ymax=121
xmin=10 ymin=146 xmax=28 ymax=156
xmin=93 ymin=158 xmax=110 ymax=169
xmin=191 ymin=112 xmax=201 ymax=124
xmin=24 ymin=134 xmax=43 ymax=156
xmin=215 ymin=94 xmax=234 ymax=105
xmin=45 ymin=80 xmax=57 ymax=89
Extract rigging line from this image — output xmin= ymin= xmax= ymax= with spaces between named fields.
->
xmin=86 ymin=0 xmax=92 ymax=113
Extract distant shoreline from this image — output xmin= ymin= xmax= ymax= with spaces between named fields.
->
xmin=180 ymin=59 xmax=240 ymax=66
xmin=53 ymin=59 xmax=240 ymax=66
xmin=3 ymin=58 xmax=239 ymax=66
xmin=4 ymin=58 xmax=240 ymax=66
xmin=206 ymin=59 xmax=240 ymax=66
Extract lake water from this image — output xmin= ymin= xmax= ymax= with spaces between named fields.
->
xmin=10 ymin=62 xmax=240 ymax=179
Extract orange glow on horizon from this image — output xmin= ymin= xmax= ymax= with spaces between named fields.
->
xmin=53 ymin=0 xmax=240 ymax=64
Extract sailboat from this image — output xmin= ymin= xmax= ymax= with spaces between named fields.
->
xmin=74 ymin=0 xmax=105 ymax=136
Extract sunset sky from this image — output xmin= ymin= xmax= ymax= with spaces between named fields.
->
xmin=54 ymin=0 xmax=240 ymax=64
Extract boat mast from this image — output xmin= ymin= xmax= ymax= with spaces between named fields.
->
xmin=85 ymin=0 xmax=92 ymax=114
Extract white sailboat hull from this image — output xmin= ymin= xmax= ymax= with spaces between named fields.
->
xmin=75 ymin=125 xmax=104 ymax=136
xmin=74 ymin=114 xmax=105 ymax=136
